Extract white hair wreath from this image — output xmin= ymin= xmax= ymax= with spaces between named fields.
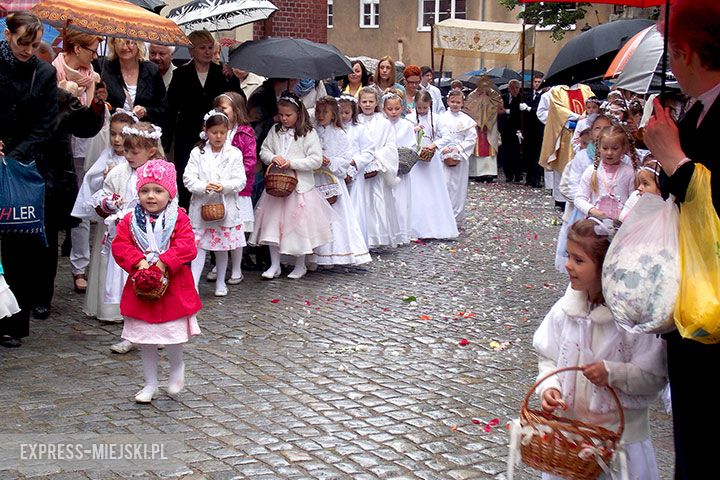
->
xmin=204 ymin=109 xmax=229 ymax=123
xmin=122 ymin=124 xmax=162 ymax=140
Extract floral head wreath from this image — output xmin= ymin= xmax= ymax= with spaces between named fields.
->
xmin=638 ymin=158 xmax=661 ymax=177
xmin=113 ymin=108 xmax=139 ymax=123
xmin=381 ymin=92 xmax=400 ymax=103
xmin=122 ymin=124 xmax=162 ymax=140
xmin=279 ymin=95 xmax=300 ymax=108
xmin=338 ymin=94 xmax=358 ymax=104
xmin=588 ymin=217 xmax=617 ymax=240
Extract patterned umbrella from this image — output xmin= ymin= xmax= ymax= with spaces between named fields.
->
xmin=167 ymin=0 xmax=277 ymax=34
xmin=1 ymin=0 xmax=42 ymax=13
xmin=30 ymin=0 xmax=192 ymax=46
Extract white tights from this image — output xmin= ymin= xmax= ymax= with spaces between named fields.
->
xmin=266 ymin=246 xmax=306 ymax=278
xmin=191 ymin=249 xmax=229 ymax=290
xmin=139 ymin=344 xmax=184 ymax=390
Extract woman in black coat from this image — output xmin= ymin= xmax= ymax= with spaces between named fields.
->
xmin=164 ymin=29 xmax=244 ymax=208
xmin=96 ymin=38 xmax=166 ymax=125
xmin=0 ymin=12 xmax=58 ymax=348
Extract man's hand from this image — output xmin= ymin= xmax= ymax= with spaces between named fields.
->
xmin=644 ymin=97 xmax=688 ymax=175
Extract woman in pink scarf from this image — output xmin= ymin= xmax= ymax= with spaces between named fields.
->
xmin=52 ymin=30 xmax=101 ymax=106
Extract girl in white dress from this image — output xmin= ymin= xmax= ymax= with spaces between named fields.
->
xmin=72 ymin=110 xmax=136 ymax=323
xmin=184 ymin=110 xmax=246 ymax=297
xmin=435 ymin=90 xmax=478 ymax=225
xmin=338 ymin=95 xmax=375 ymax=242
xmin=409 ymin=91 xmax=459 ymax=239
xmin=530 ymin=218 xmax=665 ymax=480
xmin=383 ymin=91 xmax=415 ymax=245
xmin=249 ymin=92 xmax=335 ymax=280
xmin=94 ymin=122 xmax=163 ymax=354
xmin=357 ymin=86 xmax=403 ymax=248
xmin=311 ymin=96 xmax=370 ymax=266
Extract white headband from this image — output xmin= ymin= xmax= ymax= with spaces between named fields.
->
xmin=122 ymin=124 xmax=162 ymax=140
xmin=588 ymin=217 xmax=617 ymax=240
xmin=113 ymin=108 xmax=139 ymax=123
xmin=339 ymin=94 xmax=358 ymax=104
xmin=279 ymin=95 xmax=300 ymax=108
xmin=204 ymin=109 xmax=229 ymax=122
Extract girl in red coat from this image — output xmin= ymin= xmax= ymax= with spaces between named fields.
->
xmin=112 ymin=159 xmax=202 ymax=403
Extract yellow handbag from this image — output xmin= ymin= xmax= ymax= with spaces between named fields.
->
xmin=674 ymin=164 xmax=720 ymax=343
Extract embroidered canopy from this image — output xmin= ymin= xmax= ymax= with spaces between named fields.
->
xmin=432 ymin=19 xmax=536 ymax=60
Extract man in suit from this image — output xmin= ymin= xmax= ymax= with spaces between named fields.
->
xmin=498 ymin=79 xmax=523 ymax=182
xmin=521 ymin=74 xmax=546 ymax=188
xmin=644 ymin=1 xmax=720 ymax=478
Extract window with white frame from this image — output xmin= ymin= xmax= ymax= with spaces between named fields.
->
xmin=418 ymin=0 xmax=466 ymax=31
xmin=327 ymin=0 xmax=333 ymax=28
xmin=360 ymin=0 xmax=379 ymax=28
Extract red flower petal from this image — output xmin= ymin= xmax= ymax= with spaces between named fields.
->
xmin=270 ymin=299 xmax=280 ymax=304
xmin=471 ymin=418 xmax=481 ymax=424
xmin=458 ymin=338 xmax=470 ymax=347
xmin=488 ymin=418 xmax=500 ymax=427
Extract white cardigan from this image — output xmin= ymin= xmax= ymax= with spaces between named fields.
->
xmin=259 ymin=125 xmax=323 ymax=193
xmin=183 ymin=143 xmax=246 ymax=229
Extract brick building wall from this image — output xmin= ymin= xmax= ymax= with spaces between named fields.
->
xmin=253 ymin=0 xmax=327 ymax=43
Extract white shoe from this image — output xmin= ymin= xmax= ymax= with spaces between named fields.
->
xmin=206 ymin=267 xmax=217 ymax=281
xmin=261 ymin=266 xmax=281 ymax=279
xmin=214 ymin=286 xmax=228 ymax=297
xmin=110 ymin=340 xmax=136 ymax=354
xmin=134 ymin=386 xmax=158 ymax=403
xmin=227 ymin=275 xmax=243 ymax=285
xmin=288 ymin=266 xmax=307 ymax=280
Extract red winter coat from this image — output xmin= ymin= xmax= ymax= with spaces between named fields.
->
xmin=112 ymin=209 xmax=202 ymax=323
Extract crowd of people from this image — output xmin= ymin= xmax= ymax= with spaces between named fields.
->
xmin=1 ymin=0 xmax=719 ymax=477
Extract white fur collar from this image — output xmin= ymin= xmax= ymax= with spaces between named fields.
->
xmin=560 ymin=285 xmax=614 ymax=324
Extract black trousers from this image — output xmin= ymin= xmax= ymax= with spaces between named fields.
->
xmin=0 ymin=225 xmax=59 ymax=338
xmin=664 ymin=329 xmax=720 ymax=479
xmin=524 ymin=134 xmax=544 ymax=186
xmin=499 ymin=133 xmax=522 ymax=181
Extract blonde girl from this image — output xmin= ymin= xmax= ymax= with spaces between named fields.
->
xmin=619 ymin=155 xmax=662 ymax=222
xmin=383 ymin=91 xmax=414 ymax=244
xmin=184 ymin=110 xmax=246 ymax=296
xmin=575 ymin=124 xmax=639 ymax=220
xmin=249 ymin=91 xmax=335 ymax=280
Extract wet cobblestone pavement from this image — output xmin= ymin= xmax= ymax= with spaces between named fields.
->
xmin=1 ymin=180 xmax=673 ymax=479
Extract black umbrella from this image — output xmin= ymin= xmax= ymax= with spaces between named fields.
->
xmin=228 ymin=37 xmax=352 ymax=80
xmin=127 ymin=0 xmax=166 ymax=13
xmin=544 ymin=19 xmax=654 ymax=87
xmin=485 ymin=67 xmax=522 ymax=86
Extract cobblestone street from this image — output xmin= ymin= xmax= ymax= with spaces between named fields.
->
xmin=1 ymin=181 xmax=673 ymax=479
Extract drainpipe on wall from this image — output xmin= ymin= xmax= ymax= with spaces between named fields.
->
xmin=397 ymin=39 xmax=404 ymax=65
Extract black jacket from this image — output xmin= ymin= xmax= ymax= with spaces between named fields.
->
xmin=96 ymin=58 xmax=167 ymax=125
xmin=663 ymin=95 xmax=720 ymax=214
xmin=164 ymin=61 xmax=244 ymax=167
xmin=42 ymin=90 xmax=105 ymax=230
xmin=0 ymin=42 xmax=58 ymax=164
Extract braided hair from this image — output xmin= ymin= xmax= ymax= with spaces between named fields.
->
xmin=414 ymin=90 xmax=435 ymax=140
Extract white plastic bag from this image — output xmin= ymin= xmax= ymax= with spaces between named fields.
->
xmin=602 ymin=193 xmax=680 ymax=334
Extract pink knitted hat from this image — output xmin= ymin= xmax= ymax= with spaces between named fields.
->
xmin=136 ymin=160 xmax=177 ymax=199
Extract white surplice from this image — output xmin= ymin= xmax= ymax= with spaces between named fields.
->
xmin=310 ymin=124 xmax=370 ymax=266
xmin=388 ymin=115 xmax=416 ymax=244
xmin=435 ymin=110 xmax=478 ymax=225
xmin=344 ymin=121 xmax=375 ymax=242
xmin=410 ymin=112 xmax=459 ymax=239
xmin=357 ymin=113 xmax=404 ymax=248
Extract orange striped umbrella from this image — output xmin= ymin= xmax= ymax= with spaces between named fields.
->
xmin=604 ymin=25 xmax=654 ymax=79
xmin=30 ymin=0 xmax=192 ymax=46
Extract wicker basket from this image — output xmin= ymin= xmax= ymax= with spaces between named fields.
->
xmin=443 ymin=157 xmax=461 ymax=167
xmin=418 ymin=147 xmax=434 ymax=162
xmin=132 ymin=268 xmax=170 ymax=301
xmin=265 ymin=164 xmax=298 ymax=197
xmin=201 ymin=202 xmax=225 ymax=222
xmin=397 ymin=147 xmax=420 ymax=175
xmin=315 ymin=167 xmax=340 ymax=205
xmin=520 ymin=366 xmax=625 ymax=480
